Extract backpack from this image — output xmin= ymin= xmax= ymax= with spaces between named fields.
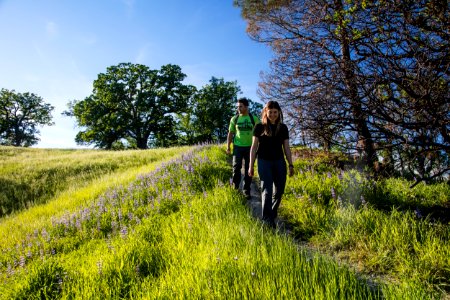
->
xmin=232 ymin=112 xmax=256 ymax=128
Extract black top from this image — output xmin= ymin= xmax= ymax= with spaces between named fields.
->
xmin=253 ymin=123 xmax=289 ymax=160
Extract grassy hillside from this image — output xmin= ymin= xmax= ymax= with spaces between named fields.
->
xmin=0 ymin=145 xmax=448 ymax=299
xmin=0 ymin=146 xmax=189 ymax=217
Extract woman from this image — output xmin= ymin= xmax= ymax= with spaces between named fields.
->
xmin=248 ymin=101 xmax=294 ymax=228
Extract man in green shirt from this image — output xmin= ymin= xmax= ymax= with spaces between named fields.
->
xmin=226 ymin=97 xmax=260 ymax=199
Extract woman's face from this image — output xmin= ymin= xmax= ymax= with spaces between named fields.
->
xmin=266 ymin=108 xmax=279 ymax=124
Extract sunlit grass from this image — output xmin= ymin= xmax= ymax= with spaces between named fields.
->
xmin=281 ymin=155 xmax=449 ymax=298
xmin=0 ymin=146 xmax=189 ymax=217
xmin=0 ymin=145 xmax=447 ymax=299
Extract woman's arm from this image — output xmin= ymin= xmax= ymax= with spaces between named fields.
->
xmin=248 ymin=136 xmax=259 ymax=177
xmin=283 ymin=139 xmax=294 ymax=177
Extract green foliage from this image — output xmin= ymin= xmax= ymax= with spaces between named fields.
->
xmin=64 ymin=63 xmax=196 ymax=149
xmin=281 ymin=150 xmax=450 ymax=297
xmin=0 ymin=145 xmax=187 ymax=217
xmin=189 ymin=77 xmax=240 ymax=143
xmin=12 ymin=259 xmax=65 ymax=300
xmin=0 ymin=88 xmax=54 ymax=147
xmin=0 ymin=146 xmax=448 ymax=298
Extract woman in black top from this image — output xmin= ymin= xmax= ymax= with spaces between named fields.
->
xmin=249 ymin=101 xmax=294 ymax=228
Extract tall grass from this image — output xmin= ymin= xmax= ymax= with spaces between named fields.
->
xmin=1 ymin=145 xmax=447 ymax=299
xmin=0 ymin=146 xmax=189 ymax=217
xmin=1 ymin=145 xmax=379 ymax=299
xmin=280 ymin=153 xmax=449 ymax=298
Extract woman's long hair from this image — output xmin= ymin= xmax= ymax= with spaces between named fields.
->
xmin=260 ymin=101 xmax=283 ymax=136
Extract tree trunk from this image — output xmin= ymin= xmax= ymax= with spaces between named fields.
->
xmin=335 ymin=0 xmax=376 ymax=170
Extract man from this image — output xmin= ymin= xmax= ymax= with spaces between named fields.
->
xmin=226 ymin=97 xmax=260 ymax=199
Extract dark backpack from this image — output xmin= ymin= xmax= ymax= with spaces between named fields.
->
xmin=232 ymin=112 xmax=256 ymax=128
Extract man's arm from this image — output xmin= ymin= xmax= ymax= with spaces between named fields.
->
xmin=226 ymin=131 xmax=234 ymax=155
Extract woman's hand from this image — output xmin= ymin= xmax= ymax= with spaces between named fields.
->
xmin=248 ymin=166 xmax=254 ymax=177
xmin=288 ymin=165 xmax=294 ymax=177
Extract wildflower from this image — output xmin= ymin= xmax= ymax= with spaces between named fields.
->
xmin=414 ymin=208 xmax=423 ymax=218
xmin=6 ymin=263 xmax=14 ymax=276
xmin=97 ymin=260 xmax=103 ymax=275
xmin=331 ymin=187 xmax=336 ymax=199
xmin=327 ymin=172 xmax=332 ymax=178
xmin=19 ymin=256 xmax=26 ymax=268
xmin=120 ymin=226 xmax=128 ymax=238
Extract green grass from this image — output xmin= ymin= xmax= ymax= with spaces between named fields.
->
xmin=280 ymin=155 xmax=450 ymax=298
xmin=0 ymin=145 xmax=447 ymax=299
xmin=0 ymin=146 xmax=189 ymax=217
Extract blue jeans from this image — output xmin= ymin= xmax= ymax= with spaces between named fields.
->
xmin=232 ymin=146 xmax=252 ymax=194
xmin=258 ymin=158 xmax=287 ymax=225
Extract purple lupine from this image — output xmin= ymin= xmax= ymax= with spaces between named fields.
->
xmin=6 ymin=263 xmax=14 ymax=276
xmin=331 ymin=187 xmax=336 ymax=199
xmin=414 ymin=208 xmax=423 ymax=218
xmin=120 ymin=226 xmax=128 ymax=238
xmin=19 ymin=256 xmax=26 ymax=268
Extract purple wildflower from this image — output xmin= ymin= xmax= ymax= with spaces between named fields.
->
xmin=19 ymin=256 xmax=26 ymax=268
xmin=414 ymin=208 xmax=423 ymax=218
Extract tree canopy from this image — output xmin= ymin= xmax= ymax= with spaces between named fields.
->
xmin=0 ymin=89 xmax=54 ymax=147
xmin=64 ymin=63 xmax=196 ymax=149
xmin=235 ymin=0 xmax=449 ymax=183
xmin=190 ymin=77 xmax=241 ymax=143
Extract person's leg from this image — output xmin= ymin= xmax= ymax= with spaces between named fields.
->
xmin=242 ymin=146 xmax=252 ymax=197
xmin=272 ymin=159 xmax=287 ymax=220
xmin=232 ymin=146 xmax=244 ymax=189
xmin=258 ymin=159 xmax=275 ymax=227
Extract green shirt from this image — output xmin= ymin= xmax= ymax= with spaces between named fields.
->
xmin=229 ymin=114 xmax=260 ymax=147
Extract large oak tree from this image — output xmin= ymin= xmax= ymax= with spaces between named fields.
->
xmin=65 ymin=63 xmax=195 ymax=149
xmin=0 ymin=89 xmax=54 ymax=147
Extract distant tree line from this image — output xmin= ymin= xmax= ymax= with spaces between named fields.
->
xmin=0 ymin=63 xmax=262 ymax=149
xmin=63 ymin=63 xmax=262 ymax=149
xmin=234 ymin=0 xmax=449 ymax=185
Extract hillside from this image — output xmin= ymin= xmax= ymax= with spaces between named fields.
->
xmin=0 ymin=145 xmax=448 ymax=299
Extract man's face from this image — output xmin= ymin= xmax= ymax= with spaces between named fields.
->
xmin=236 ymin=102 xmax=248 ymax=114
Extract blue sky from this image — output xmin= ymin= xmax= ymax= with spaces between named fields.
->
xmin=0 ymin=0 xmax=272 ymax=148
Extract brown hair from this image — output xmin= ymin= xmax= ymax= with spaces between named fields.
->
xmin=260 ymin=101 xmax=283 ymax=136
